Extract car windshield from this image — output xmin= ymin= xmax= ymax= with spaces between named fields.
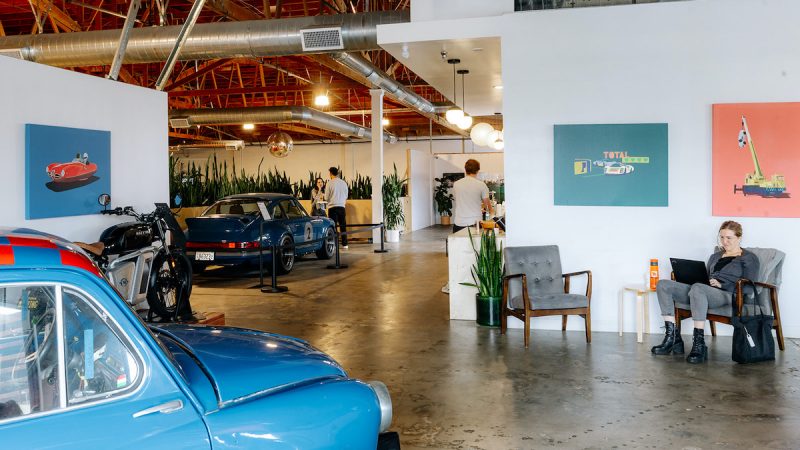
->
xmin=202 ymin=200 xmax=261 ymax=216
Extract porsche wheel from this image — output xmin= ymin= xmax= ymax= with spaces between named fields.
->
xmin=276 ymin=234 xmax=295 ymax=274
xmin=315 ymin=228 xmax=336 ymax=260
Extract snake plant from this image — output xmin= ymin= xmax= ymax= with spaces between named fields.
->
xmin=461 ymin=229 xmax=504 ymax=298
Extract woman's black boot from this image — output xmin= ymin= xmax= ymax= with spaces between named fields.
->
xmin=651 ymin=321 xmax=684 ymax=355
xmin=686 ymin=328 xmax=708 ymax=364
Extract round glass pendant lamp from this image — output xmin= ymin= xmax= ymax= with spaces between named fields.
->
xmin=470 ymin=122 xmax=494 ymax=146
xmin=457 ymin=114 xmax=473 ymax=130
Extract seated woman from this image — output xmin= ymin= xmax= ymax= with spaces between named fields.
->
xmin=652 ymin=220 xmax=759 ymax=363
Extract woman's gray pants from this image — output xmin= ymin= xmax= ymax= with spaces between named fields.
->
xmin=656 ymin=280 xmax=733 ymax=321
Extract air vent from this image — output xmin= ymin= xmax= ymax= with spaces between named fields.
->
xmin=169 ymin=118 xmax=191 ymax=128
xmin=300 ymin=27 xmax=344 ymax=52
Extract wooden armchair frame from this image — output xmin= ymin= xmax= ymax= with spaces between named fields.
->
xmin=500 ymin=270 xmax=592 ymax=348
xmin=675 ymin=278 xmax=784 ymax=351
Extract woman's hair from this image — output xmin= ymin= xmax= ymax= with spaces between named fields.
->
xmin=719 ymin=220 xmax=743 ymax=238
xmin=315 ymin=177 xmax=324 ymax=185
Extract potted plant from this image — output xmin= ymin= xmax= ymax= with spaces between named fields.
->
xmin=461 ymin=229 xmax=504 ymax=327
xmin=434 ymin=177 xmax=454 ymax=226
xmin=382 ymin=164 xmax=407 ymax=243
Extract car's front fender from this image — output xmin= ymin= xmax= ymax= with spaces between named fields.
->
xmin=205 ymin=378 xmax=381 ymax=449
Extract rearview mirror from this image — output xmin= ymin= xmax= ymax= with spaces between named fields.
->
xmin=98 ymin=194 xmax=111 ymax=206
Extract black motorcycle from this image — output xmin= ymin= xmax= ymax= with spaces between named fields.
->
xmin=76 ymin=194 xmax=193 ymax=322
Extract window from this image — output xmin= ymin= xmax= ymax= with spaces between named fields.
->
xmin=271 ymin=202 xmax=286 ymax=220
xmin=202 ymin=200 xmax=260 ymax=216
xmin=0 ymin=284 xmax=141 ymax=423
xmin=280 ymin=199 xmax=306 ymax=219
xmin=0 ymin=285 xmax=59 ymax=420
xmin=62 ymin=288 xmax=140 ymax=405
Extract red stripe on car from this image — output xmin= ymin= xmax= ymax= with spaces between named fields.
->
xmin=0 ymin=246 xmax=14 ymax=265
xmin=8 ymin=236 xmax=59 ymax=248
xmin=60 ymin=249 xmax=102 ymax=277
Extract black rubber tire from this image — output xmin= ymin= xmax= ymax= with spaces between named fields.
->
xmin=148 ymin=250 xmax=193 ymax=320
xmin=276 ymin=234 xmax=295 ymax=275
xmin=315 ymin=227 xmax=336 ymax=260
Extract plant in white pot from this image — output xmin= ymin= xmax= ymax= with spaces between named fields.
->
xmin=434 ymin=177 xmax=454 ymax=226
xmin=383 ymin=164 xmax=407 ymax=243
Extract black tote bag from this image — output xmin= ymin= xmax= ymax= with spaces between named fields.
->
xmin=731 ymin=282 xmax=775 ymax=363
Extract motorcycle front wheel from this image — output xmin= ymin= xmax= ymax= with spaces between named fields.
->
xmin=147 ymin=250 xmax=192 ymax=320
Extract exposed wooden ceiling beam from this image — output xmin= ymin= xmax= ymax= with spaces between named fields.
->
xmin=169 ymin=131 xmax=218 ymax=141
xmin=168 ymin=81 xmax=365 ymax=98
xmin=31 ymin=0 xmax=81 ymax=32
xmin=0 ymin=20 xmax=4 ymax=37
xmin=164 ymin=59 xmax=234 ymax=91
xmin=277 ymin=123 xmax=340 ymax=140
xmin=202 ymin=0 xmax=262 ymax=20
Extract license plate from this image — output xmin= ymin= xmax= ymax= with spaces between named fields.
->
xmin=195 ymin=251 xmax=215 ymax=261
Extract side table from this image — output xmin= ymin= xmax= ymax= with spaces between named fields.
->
xmin=618 ymin=284 xmax=655 ymax=343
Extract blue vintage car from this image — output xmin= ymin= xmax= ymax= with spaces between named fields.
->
xmin=0 ymin=228 xmax=396 ymax=448
xmin=185 ymin=193 xmax=337 ymax=274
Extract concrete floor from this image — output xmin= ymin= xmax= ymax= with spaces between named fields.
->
xmin=190 ymin=226 xmax=800 ymax=449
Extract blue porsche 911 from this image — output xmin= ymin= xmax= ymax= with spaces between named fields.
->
xmin=184 ymin=193 xmax=337 ymax=274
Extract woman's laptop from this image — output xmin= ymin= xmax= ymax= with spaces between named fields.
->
xmin=669 ymin=258 xmax=710 ymax=285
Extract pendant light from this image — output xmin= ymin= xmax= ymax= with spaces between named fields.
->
xmin=445 ymin=59 xmax=464 ymax=124
xmin=457 ymin=69 xmax=472 ymax=130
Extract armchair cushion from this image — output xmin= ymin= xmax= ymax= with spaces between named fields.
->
xmin=504 ymin=245 xmax=565 ymax=301
xmin=509 ymin=293 xmax=588 ymax=311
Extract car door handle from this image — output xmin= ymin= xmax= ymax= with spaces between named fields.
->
xmin=133 ymin=399 xmax=184 ymax=418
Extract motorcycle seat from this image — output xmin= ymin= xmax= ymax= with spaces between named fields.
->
xmin=74 ymin=241 xmax=105 ymax=256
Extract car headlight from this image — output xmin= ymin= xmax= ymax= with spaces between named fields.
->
xmin=367 ymin=380 xmax=392 ymax=433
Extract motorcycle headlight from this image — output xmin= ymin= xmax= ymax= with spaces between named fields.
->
xmin=367 ymin=380 xmax=393 ymax=433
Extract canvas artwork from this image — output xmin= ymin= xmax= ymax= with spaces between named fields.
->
xmin=554 ymin=123 xmax=669 ymax=206
xmin=712 ymin=103 xmax=800 ymax=218
xmin=25 ymin=124 xmax=111 ymax=219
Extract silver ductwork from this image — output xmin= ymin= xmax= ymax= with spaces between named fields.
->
xmin=170 ymin=106 xmax=398 ymax=143
xmin=330 ymin=52 xmax=469 ymax=136
xmin=0 ymin=11 xmax=407 ymax=67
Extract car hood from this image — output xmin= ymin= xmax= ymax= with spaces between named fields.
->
xmin=153 ymin=324 xmax=346 ymax=406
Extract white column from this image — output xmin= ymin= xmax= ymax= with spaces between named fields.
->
xmin=370 ymin=89 xmax=384 ymax=244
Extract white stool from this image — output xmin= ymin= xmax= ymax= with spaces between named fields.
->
xmin=618 ymin=284 xmax=654 ymax=343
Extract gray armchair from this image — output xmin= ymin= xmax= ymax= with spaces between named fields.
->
xmin=501 ymin=245 xmax=592 ymax=348
xmin=674 ymin=247 xmax=785 ymax=350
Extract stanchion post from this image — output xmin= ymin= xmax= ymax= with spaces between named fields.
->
xmin=374 ymin=222 xmax=388 ymax=253
xmin=258 ymin=222 xmax=264 ymax=288
xmin=261 ymin=243 xmax=288 ymax=293
xmin=327 ymin=229 xmax=348 ymax=269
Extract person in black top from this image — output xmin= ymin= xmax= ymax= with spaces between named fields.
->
xmin=651 ymin=221 xmax=760 ymax=363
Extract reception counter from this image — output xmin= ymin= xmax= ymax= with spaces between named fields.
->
xmin=447 ymin=227 xmax=506 ymax=321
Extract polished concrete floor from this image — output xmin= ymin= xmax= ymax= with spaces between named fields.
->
xmin=190 ymin=226 xmax=800 ymax=449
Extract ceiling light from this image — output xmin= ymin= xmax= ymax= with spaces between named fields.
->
xmin=493 ymin=85 xmax=503 ymax=90
xmin=446 ymin=108 xmax=464 ymax=124
xmin=470 ymin=122 xmax=494 ymax=146
xmin=492 ymin=138 xmax=505 ymax=150
xmin=314 ymin=94 xmax=330 ymax=106
xmin=401 ymin=43 xmax=410 ymax=59
xmin=382 ymin=118 xmax=390 ymax=126
xmin=472 ymin=47 xmax=484 ymax=52
xmin=445 ymin=58 xmax=462 ymax=125
xmin=457 ymin=115 xmax=473 ymax=130
xmin=242 ymin=123 xmax=255 ymax=131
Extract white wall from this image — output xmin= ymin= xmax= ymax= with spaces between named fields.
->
xmin=411 ymin=0 xmax=512 ymax=22
xmin=0 ymin=56 xmax=168 ymax=243
xmin=502 ymin=0 xmax=800 ymax=336
xmin=409 ymin=149 xmax=433 ymax=231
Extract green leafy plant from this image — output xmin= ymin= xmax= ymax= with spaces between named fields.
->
xmin=460 ymin=229 xmax=504 ymax=298
xmin=434 ymin=177 xmax=454 ymax=216
xmin=348 ymin=173 xmax=372 ymax=200
xmin=382 ymin=164 xmax=407 ymax=230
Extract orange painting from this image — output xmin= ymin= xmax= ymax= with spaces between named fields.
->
xmin=712 ymin=102 xmax=800 ymax=217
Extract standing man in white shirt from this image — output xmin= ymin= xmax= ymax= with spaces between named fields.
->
xmin=452 ymin=159 xmax=492 ymax=233
xmin=325 ymin=166 xmax=349 ymax=248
